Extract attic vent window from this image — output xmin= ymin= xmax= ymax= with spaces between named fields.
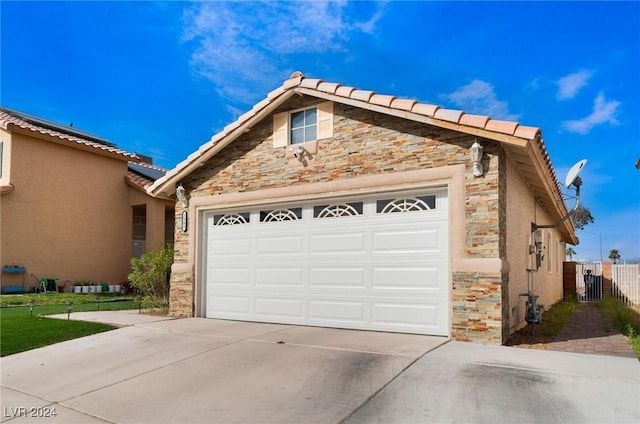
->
xmin=291 ymin=108 xmax=317 ymax=144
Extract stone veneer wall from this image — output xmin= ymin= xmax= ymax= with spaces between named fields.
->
xmin=169 ymin=95 xmax=508 ymax=343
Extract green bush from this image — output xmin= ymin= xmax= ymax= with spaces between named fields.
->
xmin=128 ymin=244 xmax=174 ymax=312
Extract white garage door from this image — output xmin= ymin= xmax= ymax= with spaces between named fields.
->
xmin=203 ymin=189 xmax=449 ymax=335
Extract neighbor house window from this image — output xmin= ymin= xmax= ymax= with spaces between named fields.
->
xmin=290 ymin=108 xmax=317 ymax=144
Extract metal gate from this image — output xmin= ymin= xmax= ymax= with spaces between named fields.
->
xmin=576 ymin=263 xmax=603 ymax=302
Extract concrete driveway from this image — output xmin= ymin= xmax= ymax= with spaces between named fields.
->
xmin=1 ymin=312 xmax=445 ymax=423
xmin=1 ymin=312 xmax=639 ymax=423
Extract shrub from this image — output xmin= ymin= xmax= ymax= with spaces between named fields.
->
xmin=128 ymin=244 xmax=174 ymax=312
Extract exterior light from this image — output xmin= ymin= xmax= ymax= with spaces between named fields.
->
xmin=176 ymin=183 xmax=188 ymax=208
xmin=470 ymin=140 xmax=484 ymax=177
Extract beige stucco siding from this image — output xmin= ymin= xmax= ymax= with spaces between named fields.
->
xmin=171 ymin=96 xmax=510 ymax=343
xmin=1 ymin=132 xmax=132 ymax=287
xmin=505 ymin=159 xmax=564 ymax=332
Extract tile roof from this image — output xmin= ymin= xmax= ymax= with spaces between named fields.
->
xmin=126 ymin=162 xmax=168 ymax=191
xmin=0 ymin=107 xmax=138 ymax=161
xmin=149 ymin=71 xmax=574 ymax=242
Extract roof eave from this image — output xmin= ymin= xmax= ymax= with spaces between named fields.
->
xmin=148 ymin=89 xmax=297 ymax=197
xmin=7 ymin=123 xmax=138 ymax=162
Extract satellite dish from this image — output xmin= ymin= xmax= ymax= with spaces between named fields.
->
xmin=565 ymin=159 xmax=587 ymax=188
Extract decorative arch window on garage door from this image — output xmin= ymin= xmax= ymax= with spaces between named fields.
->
xmin=376 ymin=195 xmax=437 ymax=214
xmin=260 ymin=208 xmax=303 ymax=222
xmin=213 ymin=212 xmax=251 ymax=226
xmin=313 ymin=202 xmax=364 ymax=219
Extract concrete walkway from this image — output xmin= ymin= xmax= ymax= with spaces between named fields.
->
xmin=547 ymin=302 xmax=637 ymax=358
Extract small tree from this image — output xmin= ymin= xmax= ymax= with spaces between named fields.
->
xmin=128 ymin=244 xmax=174 ymax=312
xmin=566 ymin=247 xmax=576 ymax=261
xmin=571 ymin=205 xmax=595 ymax=230
xmin=608 ymin=249 xmax=621 ymax=264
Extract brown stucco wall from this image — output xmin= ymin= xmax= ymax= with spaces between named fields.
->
xmin=505 ymin=159 xmax=565 ymax=333
xmin=1 ymin=131 xmax=132 ymax=288
xmin=169 ymin=95 xmax=514 ymax=344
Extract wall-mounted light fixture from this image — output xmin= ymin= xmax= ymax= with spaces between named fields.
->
xmin=288 ymin=144 xmax=305 ymax=162
xmin=176 ymin=183 xmax=188 ymax=208
xmin=470 ymin=140 xmax=484 ymax=177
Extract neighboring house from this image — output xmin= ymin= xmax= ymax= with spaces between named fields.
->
xmin=148 ymin=72 xmax=577 ymax=344
xmin=0 ymin=107 xmax=174 ymax=292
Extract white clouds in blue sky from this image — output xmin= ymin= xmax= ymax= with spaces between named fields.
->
xmin=441 ymin=80 xmax=520 ymax=121
xmin=556 ymin=70 xmax=594 ymax=100
xmin=562 ymin=92 xmax=621 ymax=135
xmin=182 ymin=1 xmax=385 ymax=109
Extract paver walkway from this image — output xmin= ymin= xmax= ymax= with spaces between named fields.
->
xmin=547 ymin=302 xmax=637 ymax=358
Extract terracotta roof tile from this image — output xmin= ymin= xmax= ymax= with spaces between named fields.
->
xmin=390 ymin=98 xmax=417 ymax=111
xmin=317 ymin=82 xmax=341 ymax=94
xmin=300 ymin=78 xmax=323 ymax=89
xmin=459 ymin=114 xmax=490 ymax=129
xmin=335 ymin=86 xmax=355 ymax=97
xmin=0 ymin=107 xmax=138 ymax=161
xmin=485 ymin=119 xmax=519 ymax=135
xmin=370 ymin=94 xmax=396 ymax=108
xmin=411 ymin=103 xmax=440 ymax=116
xmin=514 ymin=125 xmax=540 ymax=140
xmin=267 ymin=86 xmax=285 ymax=101
xmin=434 ymin=108 xmax=464 ymax=123
xmin=350 ymin=90 xmax=375 ymax=102
xmin=283 ymin=74 xmax=303 ymax=89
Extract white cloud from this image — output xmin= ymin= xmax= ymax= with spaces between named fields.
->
xmin=182 ymin=1 xmax=384 ymax=106
xmin=556 ymin=70 xmax=593 ymax=100
xmin=441 ymin=80 xmax=520 ymax=121
xmin=562 ymin=92 xmax=621 ymax=134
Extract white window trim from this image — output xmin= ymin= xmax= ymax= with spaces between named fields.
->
xmin=272 ymin=102 xmax=333 ymax=148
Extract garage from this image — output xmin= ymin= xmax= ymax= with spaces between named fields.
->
xmin=202 ymin=189 xmax=449 ymax=335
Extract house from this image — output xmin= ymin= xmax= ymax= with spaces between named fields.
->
xmin=148 ymin=72 xmax=577 ymax=344
xmin=0 ymin=107 xmax=174 ymax=293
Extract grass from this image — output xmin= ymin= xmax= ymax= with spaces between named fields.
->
xmin=597 ymin=297 xmax=640 ymax=357
xmin=1 ymin=295 xmax=139 ymax=357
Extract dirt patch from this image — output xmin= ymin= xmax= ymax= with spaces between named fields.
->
xmin=506 ymin=324 xmax=553 ymax=350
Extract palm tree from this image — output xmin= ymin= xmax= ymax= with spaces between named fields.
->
xmin=566 ymin=247 xmax=577 ymax=261
xmin=608 ymin=249 xmax=621 ymax=264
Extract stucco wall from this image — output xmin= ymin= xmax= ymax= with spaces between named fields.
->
xmin=505 ymin=159 xmax=565 ymax=333
xmin=1 ymin=132 xmax=132 ymax=288
xmin=170 ymin=95 xmax=513 ymax=343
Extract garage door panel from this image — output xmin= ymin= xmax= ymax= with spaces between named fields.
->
xmin=208 ymin=238 xmax=252 ymax=255
xmin=257 ymin=236 xmax=304 ymax=254
xmin=372 ymin=302 xmax=443 ymax=332
xmin=209 ymin=296 xmax=251 ymax=315
xmin=255 ymin=267 xmax=304 ymax=286
xmin=308 ymin=300 xmax=365 ymax=322
xmin=309 ymin=233 xmax=366 ymax=253
xmin=309 ymin=267 xmax=366 ymax=288
xmin=372 ymin=266 xmax=443 ymax=289
xmin=207 ymin=267 xmax=251 ymax=286
xmin=373 ymin=229 xmax=443 ymax=253
xmin=255 ymin=298 xmax=303 ymax=318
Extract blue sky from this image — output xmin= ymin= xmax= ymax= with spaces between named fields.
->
xmin=2 ymin=1 xmax=639 ymax=262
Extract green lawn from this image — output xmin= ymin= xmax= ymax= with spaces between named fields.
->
xmin=1 ymin=296 xmax=138 ymax=357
